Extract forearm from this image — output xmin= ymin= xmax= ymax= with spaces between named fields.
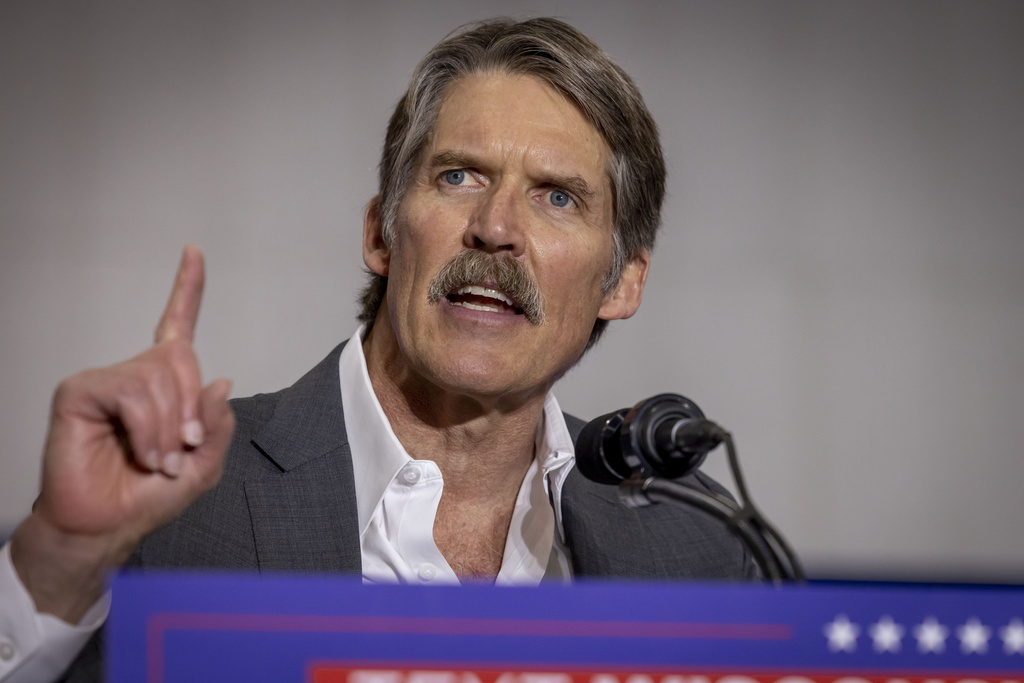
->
xmin=9 ymin=514 xmax=132 ymax=625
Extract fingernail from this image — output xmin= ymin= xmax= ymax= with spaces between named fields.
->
xmin=163 ymin=451 xmax=182 ymax=478
xmin=182 ymin=419 xmax=205 ymax=447
xmin=143 ymin=449 xmax=160 ymax=471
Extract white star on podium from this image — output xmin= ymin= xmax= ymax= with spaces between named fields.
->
xmin=1000 ymin=618 xmax=1024 ymax=655
xmin=869 ymin=616 xmax=904 ymax=653
xmin=957 ymin=618 xmax=991 ymax=654
xmin=825 ymin=614 xmax=860 ymax=652
xmin=914 ymin=617 xmax=949 ymax=653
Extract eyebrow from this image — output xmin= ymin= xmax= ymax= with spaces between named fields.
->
xmin=430 ymin=149 xmax=597 ymax=204
xmin=551 ymin=174 xmax=596 ymax=201
xmin=431 ymin=150 xmax=475 ymax=170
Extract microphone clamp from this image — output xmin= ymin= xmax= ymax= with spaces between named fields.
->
xmin=578 ymin=393 xmax=722 ymax=484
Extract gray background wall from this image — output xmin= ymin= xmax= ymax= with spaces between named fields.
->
xmin=2 ymin=0 xmax=1022 ymax=581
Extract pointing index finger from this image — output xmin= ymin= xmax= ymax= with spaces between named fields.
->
xmin=154 ymin=245 xmax=205 ymax=345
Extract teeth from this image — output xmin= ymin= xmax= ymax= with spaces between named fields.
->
xmin=456 ymin=285 xmax=514 ymax=307
xmin=452 ymin=301 xmax=502 ymax=313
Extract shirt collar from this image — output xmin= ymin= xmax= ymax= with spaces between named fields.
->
xmin=535 ymin=390 xmax=575 ymax=542
xmin=339 ymin=324 xmax=414 ymax=536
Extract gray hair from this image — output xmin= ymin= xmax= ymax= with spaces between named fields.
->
xmin=359 ymin=17 xmax=666 ymax=349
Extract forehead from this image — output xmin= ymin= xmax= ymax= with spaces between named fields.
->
xmin=426 ymin=72 xmax=611 ymax=186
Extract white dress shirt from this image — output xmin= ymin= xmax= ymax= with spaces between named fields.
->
xmin=0 ymin=326 xmax=578 ymax=680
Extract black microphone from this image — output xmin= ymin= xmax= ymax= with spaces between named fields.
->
xmin=575 ymin=393 xmax=727 ymax=484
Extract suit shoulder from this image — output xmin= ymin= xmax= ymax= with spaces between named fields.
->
xmin=562 ymin=411 xmax=586 ymax=441
xmin=228 ymin=388 xmax=286 ymax=442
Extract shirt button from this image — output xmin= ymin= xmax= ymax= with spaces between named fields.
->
xmin=0 ymin=641 xmax=14 ymax=662
xmin=417 ymin=563 xmax=438 ymax=581
xmin=400 ymin=467 xmax=421 ymax=485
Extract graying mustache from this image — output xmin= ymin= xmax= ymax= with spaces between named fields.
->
xmin=427 ymin=252 xmax=544 ymax=325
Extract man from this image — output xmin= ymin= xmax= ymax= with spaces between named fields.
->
xmin=0 ymin=18 xmax=752 ymax=683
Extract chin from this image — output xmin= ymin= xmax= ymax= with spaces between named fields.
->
xmin=426 ymin=356 xmax=541 ymax=402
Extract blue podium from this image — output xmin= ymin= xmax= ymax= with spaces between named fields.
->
xmin=107 ymin=573 xmax=1024 ymax=683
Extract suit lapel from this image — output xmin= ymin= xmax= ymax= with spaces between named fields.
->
xmin=246 ymin=342 xmax=362 ymax=573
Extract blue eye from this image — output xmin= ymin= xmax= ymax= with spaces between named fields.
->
xmin=443 ymin=169 xmax=466 ymax=185
xmin=549 ymin=190 xmax=571 ymax=208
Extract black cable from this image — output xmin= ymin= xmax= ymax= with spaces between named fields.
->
xmin=619 ymin=422 xmax=805 ymax=583
xmin=722 ymin=432 xmax=805 ymax=580
xmin=623 ymin=476 xmax=784 ymax=582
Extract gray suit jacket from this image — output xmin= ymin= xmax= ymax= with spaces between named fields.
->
xmin=62 ymin=341 xmax=752 ymax=681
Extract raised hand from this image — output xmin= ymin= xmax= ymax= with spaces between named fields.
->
xmin=9 ymin=246 xmax=235 ymax=623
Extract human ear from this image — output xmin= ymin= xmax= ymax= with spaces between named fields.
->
xmin=597 ymin=249 xmax=650 ymax=321
xmin=362 ymin=197 xmax=390 ymax=277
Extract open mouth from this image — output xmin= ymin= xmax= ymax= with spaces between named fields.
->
xmin=427 ymin=251 xmax=543 ymax=324
xmin=446 ymin=284 xmax=524 ymax=315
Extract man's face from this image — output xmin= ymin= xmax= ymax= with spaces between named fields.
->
xmin=364 ymin=72 xmax=647 ymax=404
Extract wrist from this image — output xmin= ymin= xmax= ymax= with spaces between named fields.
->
xmin=9 ymin=513 xmax=134 ymax=624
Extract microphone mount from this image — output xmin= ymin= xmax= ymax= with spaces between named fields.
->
xmin=578 ymin=393 xmax=805 ymax=583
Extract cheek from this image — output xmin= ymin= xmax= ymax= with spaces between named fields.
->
xmin=391 ymin=204 xmax=448 ymax=273
xmin=396 ymin=200 xmax=467 ymax=267
xmin=537 ymin=236 xmax=612 ymax=314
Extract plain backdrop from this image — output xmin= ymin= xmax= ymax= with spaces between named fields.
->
xmin=2 ymin=0 xmax=1022 ymax=581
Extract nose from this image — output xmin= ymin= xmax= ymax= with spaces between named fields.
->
xmin=463 ymin=183 xmax=526 ymax=257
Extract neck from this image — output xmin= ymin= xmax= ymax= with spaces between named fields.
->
xmin=362 ymin=315 xmax=547 ymax=496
